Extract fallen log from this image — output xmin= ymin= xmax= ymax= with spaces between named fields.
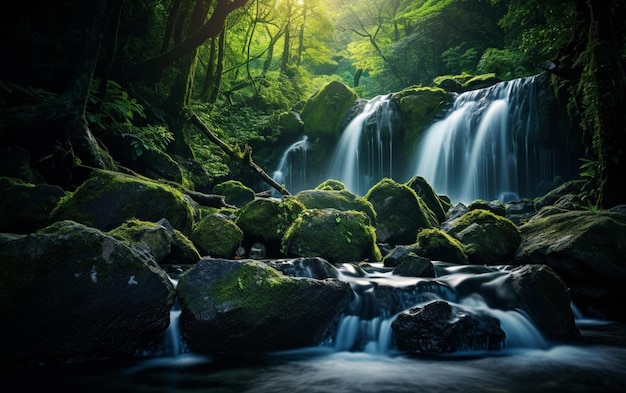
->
xmin=190 ymin=113 xmax=291 ymax=197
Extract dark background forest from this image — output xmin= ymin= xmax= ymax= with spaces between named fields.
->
xmin=1 ymin=0 xmax=625 ymax=208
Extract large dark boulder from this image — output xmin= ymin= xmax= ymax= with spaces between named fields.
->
xmin=0 ymin=220 xmax=176 ymax=368
xmin=391 ymin=300 xmax=506 ymax=355
xmin=177 ymin=258 xmax=353 ymax=353
xmin=515 ymin=208 xmax=626 ymax=322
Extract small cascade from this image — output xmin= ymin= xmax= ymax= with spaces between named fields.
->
xmin=328 ymin=95 xmax=395 ymax=195
xmin=327 ymin=262 xmax=548 ymax=355
xmin=412 ymin=75 xmax=575 ymax=204
xmin=271 ymin=135 xmax=309 ymax=196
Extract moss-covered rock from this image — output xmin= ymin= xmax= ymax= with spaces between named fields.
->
xmin=514 ymin=209 xmax=626 ymax=322
xmin=392 ymin=87 xmax=450 ymax=157
xmin=364 ymin=178 xmax=434 ymax=245
xmin=433 ymin=72 xmax=501 ymax=93
xmin=235 ymin=197 xmax=306 ymax=257
xmin=189 ymin=213 xmax=243 ymax=258
xmin=316 ymin=179 xmax=347 ymax=191
xmin=300 ymin=80 xmax=357 ymax=141
xmin=282 ymin=208 xmax=382 ymax=264
xmin=177 ymin=258 xmax=352 ymax=353
xmin=0 ymin=177 xmax=67 ymax=233
xmin=411 ymin=227 xmax=468 ymax=265
xmin=50 ymin=169 xmax=196 ymax=235
xmin=445 ymin=209 xmax=521 ymax=265
xmin=405 ymin=176 xmax=450 ymax=224
xmin=211 ymin=180 xmax=255 ymax=207
xmin=0 ymin=220 xmax=175 ymax=367
xmin=294 ymin=188 xmax=377 ymax=225
xmin=108 ymin=218 xmax=173 ymax=263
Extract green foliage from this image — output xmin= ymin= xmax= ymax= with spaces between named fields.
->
xmin=86 ymin=80 xmax=145 ymax=125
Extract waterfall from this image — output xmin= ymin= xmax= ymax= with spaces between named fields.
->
xmin=271 ymin=135 xmax=309 ymax=196
xmin=412 ymin=75 xmax=571 ymax=204
xmin=328 ymin=95 xmax=395 ymax=196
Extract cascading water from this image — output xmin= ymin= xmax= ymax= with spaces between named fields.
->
xmin=412 ymin=74 xmax=576 ymax=204
xmin=326 ymin=261 xmax=548 ymax=355
xmin=327 ymin=95 xmax=395 ymax=196
xmin=271 ymin=135 xmax=309 ymax=197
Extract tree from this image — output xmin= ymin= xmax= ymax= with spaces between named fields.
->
xmin=555 ymin=0 xmax=626 ymax=208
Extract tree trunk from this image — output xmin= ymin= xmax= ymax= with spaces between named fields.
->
xmin=560 ymin=0 xmax=626 ymax=208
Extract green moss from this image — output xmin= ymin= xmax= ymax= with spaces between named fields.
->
xmin=316 ymin=179 xmax=346 ymax=191
xmin=300 ymin=81 xmax=358 ymax=141
xmin=415 ymin=227 xmax=468 ymax=264
xmin=294 ymin=188 xmax=377 ymax=225
xmin=209 ymin=261 xmax=290 ymax=321
xmin=190 ymin=213 xmax=243 ymax=258
xmin=50 ymin=169 xmax=195 ymax=234
xmin=282 ymin=208 xmax=382 ymax=264
xmin=211 ymin=180 xmax=255 ymax=207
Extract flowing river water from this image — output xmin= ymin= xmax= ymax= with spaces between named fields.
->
xmin=6 ymin=262 xmax=626 ymax=392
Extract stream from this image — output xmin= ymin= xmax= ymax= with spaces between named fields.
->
xmin=6 ymin=261 xmax=626 ymax=392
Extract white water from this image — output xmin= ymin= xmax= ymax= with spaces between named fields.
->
xmin=271 ymin=135 xmax=309 ymax=196
xmin=412 ymin=75 xmax=560 ymax=204
xmin=327 ymin=95 xmax=394 ymax=195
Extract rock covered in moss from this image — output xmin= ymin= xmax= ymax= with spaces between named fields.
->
xmin=211 ymin=180 xmax=255 ymax=207
xmin=405 ymin=175 xmax=450 ymax=224
xmin=50 ymin=169 xmax=196 ymax=235
xmin=235 ymin=197 xmax=306 ymax=257
xmin=300 ymin=80 xmax=357 ymax=141
xmin=108 ymin=218 xmax=173 ymax=263
xmin=316 ymin=179 xmax=347 ymax=191
xmin=392 ymin=87 xmax=450 ymax=157
xmin=0 ymin=220 xmax=176 ymax=368
xmin=294 ymin=188 xmax=377 ymax=225
xmin=411 ymin=227 xmax=468 ymax=265
xmin=0 ymin=176 xmax=67 ymax=233
xmin=190 ymin=213 xmax=243 ymax=258
xmin=177 ymin=258 xmax=353 ymax=353
xmin=365 ymin=177 xmax=434 ymax=245
xmin=445 ymin=209 xmax=521 ymax=265
xmin=515 ymin=209 xmax=626 ymax=322
xmin=281 ymin=208 xmax=381 ymax=264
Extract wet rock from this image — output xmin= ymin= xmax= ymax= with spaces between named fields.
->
xmin=177 ymin=258 xmax=352 ymax=353
xmin=391 ymin=300 xmax=506 ymax=355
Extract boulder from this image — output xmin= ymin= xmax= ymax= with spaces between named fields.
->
xmin=50 ymin=169 xmax=197 ymax=235
xmin=365 ymin=177 xmax=434 ymax=245
xmin=234 ymin=197 xmax=306 ymax=258
xmin=515 ymin=209 xmax=626 ymax=322
xmin=281 ymin=208 xmax=382 ymax=264
xmin=0 ymin=177 xmax=66 ymax=233
xmin=189 ymin=213 xmax=243 ymax=258
xmin=177 ymin=258 xmax=353 ymax=353
xmin=405 ymin=176 xmax=450 ymax=224
xmin=294 ymin=188 xmax=377 ymax=225
xmin=481 ymin=264 xmax=581 ymax=341
xmin=108 ymin=218 xmax=173 ymax=263
xmin=445 ymin=209 xmax=521 ymax=265
xmin=211 ymin=180 xmax=255 ymax=207
xmin=391 ymin=300 xmax=506 ymax=355
xmin=0 ymin=220 xmax=176 ymax=368
xmin=410 ymin=227 xmax=469 ymax=265
xmin=300 ymin=80 xmax=357 ymax=141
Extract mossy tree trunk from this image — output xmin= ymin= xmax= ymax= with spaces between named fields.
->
xmin=558 ymin=0 xmax=626 ymax=208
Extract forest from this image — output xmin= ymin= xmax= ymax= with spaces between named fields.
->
xmin=1 ymin=0 xmax=625 ymax=208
